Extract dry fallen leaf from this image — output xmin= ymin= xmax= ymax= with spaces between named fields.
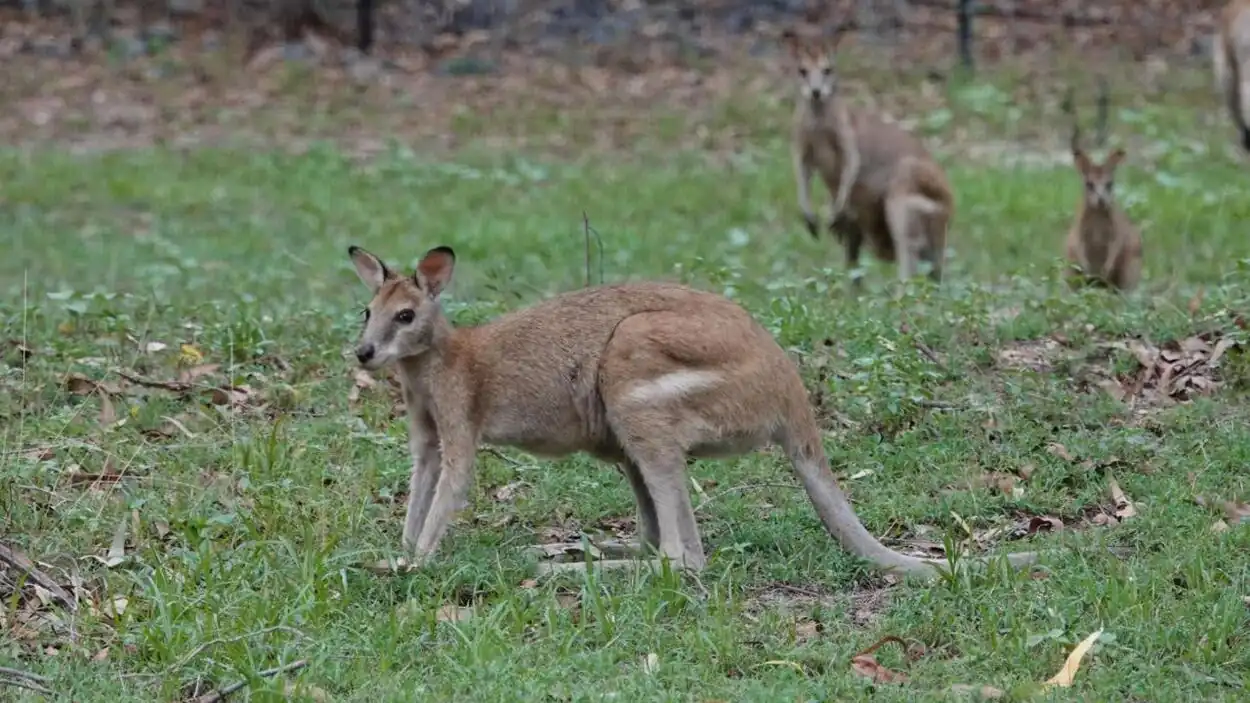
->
xmin=795 ymin=619 xmax=820 ymax=642
xmin=1211 ymin=519 xmax=1230 ymax=533
xmin=176 ymin=363 xmax=220 ymax=384
xmin=492 ymin=481 xmax=528 ymax=502
xmin=348 ymin=369 xmax=377 ymax=405
xmin=97 ymin=389 xmax=118 ymax=428
xmin=849 ymin=636 xmax=914 ymax=685
xmin=283 ymin=681 xmax=332 ymax=702
xmin=1044 ymin=628 xmax=1104 ymax=687
xmin=92 ymin=647 xmax=110 ymax=662
xmin=1046 ymin=443 xmax=1075 ymax=462
xmin=104 ymin=516 xmax=129 ymax=568
xmin=1187 ymin=287 xmax=1204 ymax=317
xmin=178 ymin=344 xmax=204 ymax=365
xmin=1108 ymin=478 xmax=1137 ymax=519
xmin=1026 ymin=515 xmax=1064 ymax=534
xmin=436 ymin=604 xmax=473 ymax=622
xmin=641 ymin=652 xmax=659 ymax=675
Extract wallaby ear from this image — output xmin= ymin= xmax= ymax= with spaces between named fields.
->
xmin=1072 ymin=149 xmax=1091 ymax=173
xmin=348 ymin=245 xmax=392 ymax=294
xmin=828 ymin=22 xmax=851 ymax=52
xmin=414 ymin=246 xmax=456 ymax=299
xmin=781 ymin=28 xmax=801 ymax=57
xmin=1105 ymin=148 xmax=1126 ymax=171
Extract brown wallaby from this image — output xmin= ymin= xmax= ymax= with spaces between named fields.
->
xmin=784 ymin=27 xmax=955 ymax=285
xmin=1063 ymin=88 xmax=1143 ymax=292
xmin=346 ymin=245 xmax=1041 ymax=578
xmin=1214 ymin=0 xmax=1250 ymax=152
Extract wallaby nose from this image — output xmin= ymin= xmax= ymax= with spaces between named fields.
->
xmin=355 ymin=344 xmax=375 ymax=364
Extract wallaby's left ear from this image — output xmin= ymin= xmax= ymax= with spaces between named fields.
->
xmin=1105 ymin=148 xmax=1126 ymax=170
xmin=781 ymin=28 xmax=802 ymax=58
xmin=348 ymin=245 xmax=393 ymax=294
xmin=415 ymin=246 xmax=456 ymax=299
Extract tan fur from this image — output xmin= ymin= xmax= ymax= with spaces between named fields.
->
xmin=1214 ymin=0 xmax=1250 ymax=152
xmin=347 ymin=245 xmax=1042 ymax=579
xmin=1064 ymin=132 xmax=1142 ymax=292
xmin=783 ymin=28 xmax=955 ymax=285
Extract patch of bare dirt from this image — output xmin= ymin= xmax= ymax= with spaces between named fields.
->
xmin=747 ymin=578 xmax=895 ymax=627
xmin=995 ymin=337 xmax=1067 ymax=373
xmin=0 ymin=0 xmax=1230 ymax=158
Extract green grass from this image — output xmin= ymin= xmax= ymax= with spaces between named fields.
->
xmin=3 ymin=71 xmax=1250 ymax=702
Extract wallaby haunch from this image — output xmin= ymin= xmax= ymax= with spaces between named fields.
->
xmin=347 ymin=245 xmax=1041 ymax=577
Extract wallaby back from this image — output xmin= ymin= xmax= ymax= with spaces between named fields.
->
xmin=347 ymin=245 xmax=1041 ymax=577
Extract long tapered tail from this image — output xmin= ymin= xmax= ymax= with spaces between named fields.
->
xmin=781 ymin=416 xmax=1038 ymax=577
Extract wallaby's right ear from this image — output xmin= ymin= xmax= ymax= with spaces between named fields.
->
xmin=348 ymin=245 xmax=392 ymax=294
xmin=415 ymin=246 xmax=456 ymax=299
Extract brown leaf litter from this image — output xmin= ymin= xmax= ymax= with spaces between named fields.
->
xmin=1092 ymin=332 xmax=1239 ymax=409
xmin=849 ymin=635 xmax=926 ymax=685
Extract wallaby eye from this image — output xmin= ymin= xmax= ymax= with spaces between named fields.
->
xmin=822 ymin=67 xmax=832 ymax=76
xmin=798 ymin=67 xmax=808 ymax=78
xmin=362 ymin=308 xmax=370 ymax=321
xmin=394 ymin=309 xmax=415 ymax=324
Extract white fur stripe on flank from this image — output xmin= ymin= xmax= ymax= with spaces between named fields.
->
xmin=623 ymin=370 xmax=722 ymax=406
xmin=899 ymin=194 xmax=943 ymax=215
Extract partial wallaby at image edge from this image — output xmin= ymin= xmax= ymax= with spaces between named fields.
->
xmin=345 ymin=244 xmax=1046 ymax=580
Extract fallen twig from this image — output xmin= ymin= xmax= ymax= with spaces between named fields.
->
xmin=0 ymin=541 xmax=76 ymax=611
xmin=912 ymin=339 xmax=947 ymax=370
xmin=192 ymin=659 xmax=309 ymax=703
xmin=0 ymin=667 xmax=50 ymax=684
xmin=694 ymin=482 xmax=803 ymax=514
xmin=480 ymin=447 xmax=528 ymax=468
xmin=0 ymin=675 xmax=53 ymax=696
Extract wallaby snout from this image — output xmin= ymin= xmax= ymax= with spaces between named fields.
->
xmin=355 ymin=343 xmax=376 ymax=366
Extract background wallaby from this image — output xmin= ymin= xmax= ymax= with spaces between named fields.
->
xmin=1214 ymin=0 xmax=1250 ymax=152
xmin=1063 ymin=86 xmax=1143 ymax=292
xmin=347 ymin=245 xmax=1041 ymax=578
xmin=784 ymin=27 xmax=954 ymax=285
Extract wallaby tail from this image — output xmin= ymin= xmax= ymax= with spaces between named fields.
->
xmin=780 ymin=406 xmax=1038 ymax=577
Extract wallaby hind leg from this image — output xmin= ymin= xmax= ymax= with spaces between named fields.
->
xmin=613 ymin=442 xmax=705 ymax=570
xmin=832 ymin=213 xmax=865 ymax=288
xmin=884 ymin=193 xmax=918 ymax=281
xmin=919 ymin=218 xmax=947 ymax=283
xmin=619 ymin=459 xmax=661 ymax=553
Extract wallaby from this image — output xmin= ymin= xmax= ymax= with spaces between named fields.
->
xmin=1063 ymin=88 xmax=1143 ymax=292
xmin=1213 ymin=0 xmax=1250 ymax=152
xmin=346 ymin=245 xmax=1041 ymax=578
xmin=784 ymin=27 xmax=955 ymax=285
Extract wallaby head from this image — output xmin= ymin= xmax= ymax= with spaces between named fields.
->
xmin=1072 ymin=144 xmax=1125 ymax=211
xmin=781 ymin=28 xmax=844 ymax=108
xmin=347 ymin=245 xmax=455 ymax=371
xmin=1065 ymin=78 xmax=1124 ymax=210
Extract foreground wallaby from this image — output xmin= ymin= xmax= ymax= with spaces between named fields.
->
xmin=1064 ymin=96 xmax=1142 ymax=292
xmin=1213 ymin=0 xmax=1250 ymax=152
xmin=784 ymin=27 xmax=954 ymax=284
xmin=347 ymin=245 xmax=1041 ymax=577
